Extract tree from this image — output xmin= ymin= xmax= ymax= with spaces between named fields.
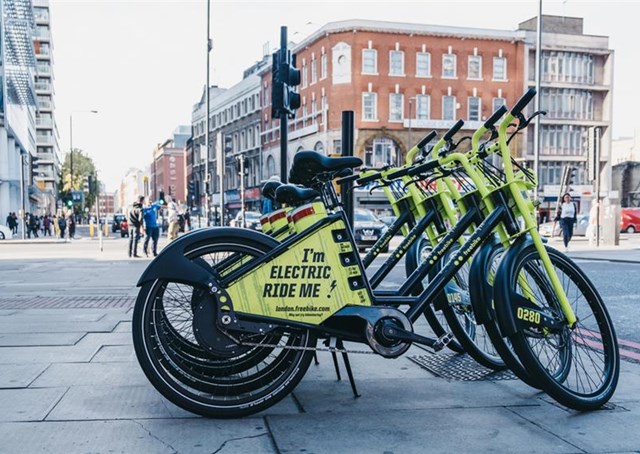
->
xmin=58 ymin=149 xmax=98 ymax=214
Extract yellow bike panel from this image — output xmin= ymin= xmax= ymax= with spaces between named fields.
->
xmin=226 ymin=219 xmax=372 ymax=324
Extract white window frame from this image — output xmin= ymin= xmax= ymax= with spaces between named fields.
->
xmin=467 ymin=96 xmax=481 ymax=121
xmin=362 ymin=49 xmax=378 ymax=75
xmin=493 ymin=56 xmax=507 ymax=81
xmin=467 ymin=55 xmax=482 ymax=80
xmin=389 ymin=93 xmax=404 ymax=122
xmin=320 ymin=53 xmax=328 ymax=80
xmin=416 ymin=52 xmax=431 ymax=78
xmin=311 ymin=58 xmax=317 ymax=84
xmin=389 ymin=50 xmax=405 ymax=76
xmin=362 ymin=92 xmax=378 ymax=121
xmin=416 ymin=94 xmax=430 ymax=120
xmin=442 ymin=54 xmax=457 ymax=79
xmin=442 ymin=95 xmax=456 ymax=121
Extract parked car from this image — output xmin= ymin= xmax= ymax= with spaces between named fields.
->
xmin=353 ymin=209 xmax=389 ymax=252
xmin=0 ymin=224 xmax=12 ymax=240
xmin=378 ymin=215 xmax=398 ymax=228
xmin=112 ymin=214 xmax=126 ymax=233
xmin=620 ymin=208 xmax=640 ymax=233
xmin=539 ymin=214 xmax=589 ymax=237
xmin=231 ymin=211 xmax=262 ymax=230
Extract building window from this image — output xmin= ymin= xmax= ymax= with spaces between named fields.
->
xmin=362 ymin=92 xmax=377 ymax=121
xmin=389 ymin=93 xmax=404 ymax=122
xmin=266 ymin=155 xmax=276 ymax=178
xmin=365 ymin=138 xmax=398 ymax=167
xmin=493 ymin=57 xmax=507 ymax=80
xmin=416 ymin=94 xmax=430 ymax=120
xmin=416 ymin=52 xmax=431 ymax=77
xmin=314 ymin=141 xmax=324 ymax=153
xmin=442 ymin=95 xmax=456 ymax=121
xmin=468 ymin=96 xmax=481 ymax=121
xmin=540 ymin=88 xmax=594 ymax=120
xmin=542 ymin=51 xmax=594 ymax=84
xmin=468 ymin=55 xmax=482 ymax=80
xmin=362 ymin=49 xmax=377 ymax=74
xmin=389 ymin=50 xmax=404 ymax=76
xmin=302 ymin=62 xmax=308 ymax=87
xmin=333 ymin=139 xmax=342 ymax=154
xmin=492 ymin=97 xmax=506 ymax=114
xmin=442 ymin=54 xmax=456 ymax=78
xmin=311 ymin=58 xmax=317 ymax=84
xmin=320 ymin=53 xmax=328 ymax=80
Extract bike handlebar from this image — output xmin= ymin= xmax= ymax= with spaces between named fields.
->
xmin=510 ymin=88 xmax=537 ymax=116
xmin=443 ymin=119 xmax=464 ymax=141
xmin=417 ymin=131 xmax=437 ymax=149
xmin=356 ymin=172 xmax=382 ymax=185
xmin=484 ymin=105 xmax=508 ymax=129
xmin=407 ymin=159 xmax=439 ymax=177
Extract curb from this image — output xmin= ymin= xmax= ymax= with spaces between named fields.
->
xmin=568 ymin=255 xmax=640 ymax=264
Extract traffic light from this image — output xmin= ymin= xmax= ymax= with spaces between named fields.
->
xmin=271 ymin=48 xmax=301 ymax=118
xmin=159 ymin=190 xmax=165 ymax=205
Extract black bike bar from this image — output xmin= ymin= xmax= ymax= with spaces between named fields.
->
xmin=483 ymin=105 xmax=508 ymax=129
xmin=443 ymin=119 xmax=464 ymax=141
xmin=510 ymin=88 xmax=537 ymax=116
xmin=417 ymin=131 xmax=438 ymax=149
xmin=407 ymin=159 xmax=439 ymax=176
xmin=336 ymin=173 xmax=359 ymax=185
xmin=386 ymin=167 xmax=410 ymax=180
xmin=356 ymin=171 xmax=382 ymax=185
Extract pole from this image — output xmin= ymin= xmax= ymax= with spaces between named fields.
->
xmin=217 ymin=133 xmax=225 ymax=226
xmin=96 ymin=173 xmax=103 ymax=252
xmin=204 ymin=0 xmax=211 ymax=227
xmin=341 ymin=111 xmax=355 ymax=227
xmin=533 ymin=1 xmax=543 ymax=207
xmin=19 ymin=153 xmax=26 ymax=239
xmin=239 ymin=155 xmax=245 ymax=228
xmin=408 ymin=98 xmax=413 ymax=151
xmin=595 ymin=127 xmax=601 ymax=247
xmin=69 ymin=114 xmax=73 ymax=192
xmin=279 ymin=26 xmax=288 ymax=184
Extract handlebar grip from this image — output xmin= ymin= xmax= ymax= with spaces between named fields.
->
xmin=443 ymin=119 xmax=464 ymax=141
xmin=386 ymin=167 xmax=410 ymax=180
xmin=356 ymin=172 xmax=382 ymax=185
xmin=510 ymin=88 xmax=537 ymax=116
xmin=417 ymin=131 xmax=437 ymax=149
xmin=483 ymin=105 xmax=508 ymax=129
xmin=407 ymin=159 xmax=439 ymax=177
xmin=336 ymin=173 xmax=359 ymax=185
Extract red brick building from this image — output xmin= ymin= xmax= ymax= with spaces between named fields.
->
xmin=260 ymin=20 xmax=525 ymax=177
xmin=97 ymin=192 xmax=115 ymax=216
xmin=151 ymin=127 xmax=190 ymax=204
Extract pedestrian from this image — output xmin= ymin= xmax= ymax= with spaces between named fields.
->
xmin=127 ymin=195 xmax=144 ymax=257
xmin=67 ymin=211 xmax=76 ymax=239
xmin=43 ymin=215 xmax=51 ymax=236
xmin=142 ymin=197 xmax=161 ymax=257
xmin=166 ymin=195 xmax=180 ymax=241
xmin=11 ymin=212 xmax=18 ymax=234
xmin=58 ymin=215 xmax=67 ymax=239
xmin=556 ymin=193 xmax=577 ymax=252
xmin=5 ymin=213 xmax=11 ymax=230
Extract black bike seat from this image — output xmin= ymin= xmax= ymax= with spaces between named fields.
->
xmin=290 ymin=151 xmax=362 ymax=185
xmin=274 ymin=184 xmax=319 ymax=206
xmin=261 ymin=180 xmax=282 ymax=201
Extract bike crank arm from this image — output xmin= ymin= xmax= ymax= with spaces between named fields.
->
xmin=379 ymin=323 xmax=454 ymax=352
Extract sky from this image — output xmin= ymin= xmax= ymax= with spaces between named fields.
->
xmin=49 ymin=0 xmax=640 ymax=192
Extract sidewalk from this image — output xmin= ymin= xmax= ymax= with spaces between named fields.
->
xmin=547 ymin=234 xmax=640 ymax=263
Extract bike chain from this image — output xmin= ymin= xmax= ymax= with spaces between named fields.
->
xmin=223 ymin=331 xmax=377 ymax=355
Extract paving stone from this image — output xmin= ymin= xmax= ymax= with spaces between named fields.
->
xmin=91 ymin=345 xmax=136 ymax=362
xmin=0 ymin=388 xmax=67 ymax=422
xmin=113 ymin=320 xmax=132 ymax=332
xmin=0 ymin=332 xmax=84 ymax=347
xmin=0 ymin=364 xmax=49 ymax=388
xmin=267 ymin=407 xmax=577 ymax=454
xmin=0 ymin=419 xmax=275 ymax=454
xmin=0 ymin=311 xmax=106 ymax=322
xmin=0 ymin=319 xmax=119 ymax=334
xmin=30 ymin=362 xmax=148 ymax=387
xmin=0 ymin=345 xmax=97 ymax=364
xmin=293 ymin=374 xmax=541 ymax=414
xmin=0 ymin=310 xmax=17 ymax=316
xmin=75 ymin=331 xmax=132 ymax=346
xmin=509 ymin=399 xmax=640 ymax=453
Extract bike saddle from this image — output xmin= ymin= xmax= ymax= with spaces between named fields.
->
xmin=289 ymin=151 xmax=362 ymax=185
xmin=261 ymin=180 xmax=282 ymax=201
xmin=274 ymin=184 xmax=319 ymax=206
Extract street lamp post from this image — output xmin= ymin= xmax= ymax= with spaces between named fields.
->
xmin=204 ymin=0 xmax=212 ymax=227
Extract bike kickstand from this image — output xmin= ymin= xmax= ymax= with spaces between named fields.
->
xmin=313 ymin=352 xmax=319 ymax=366
xmin=327 ymin=337 xmax=342 ymax=381
xmin=337 ymin=339 xmax=360 ymax=398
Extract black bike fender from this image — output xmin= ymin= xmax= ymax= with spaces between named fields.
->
xmin=468 ymin=234 xmax=501 ymax=325
xmin=136 ymin=227 xmax=279 ymax=288
xmin=493 ymin=234 xmax=534 ymax=337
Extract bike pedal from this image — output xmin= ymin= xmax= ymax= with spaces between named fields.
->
xmin=433 ymin=332 xmax=454 ymax=352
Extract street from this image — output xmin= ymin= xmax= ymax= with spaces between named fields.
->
xmin=1 ymin=235 xmax=640 ymax=453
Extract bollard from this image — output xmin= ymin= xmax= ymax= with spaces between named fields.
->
xmin=89 ymin=222 xmax=94 ymax=237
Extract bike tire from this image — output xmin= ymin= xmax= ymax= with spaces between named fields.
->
xmin=503 ymin=245 xmax=619 ymax=410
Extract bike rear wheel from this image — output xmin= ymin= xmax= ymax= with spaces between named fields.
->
xmin=504 ymin=245 xmax=619 ymax=410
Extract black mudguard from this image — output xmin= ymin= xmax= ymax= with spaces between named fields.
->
xmin=492 ymin=234 xmax=534 ymax=337
xmin=468 ymin=234 xmax=501 ymax=325
xmin=136 ymin=227 xmax=279 ymax=288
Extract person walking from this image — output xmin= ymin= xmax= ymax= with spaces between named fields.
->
xmin=142 ymin=197 xmax=161 ymax=257
xmin=556 ymin=193 xmax=578 ymax=252
xmin=57 ymin=215 xmax=67 ymax=239
xmin=127 ymin=196 xmax=145 ymax=258
xmin=11 ymin=212 xmax=18 ymax=234
xmin=43 ymin=215 xmax=51 ymax=236
xmin=67 ymin=211 xmax=76 ymax=239
xmin=166 ymin=195 xmax=180 ymax=241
